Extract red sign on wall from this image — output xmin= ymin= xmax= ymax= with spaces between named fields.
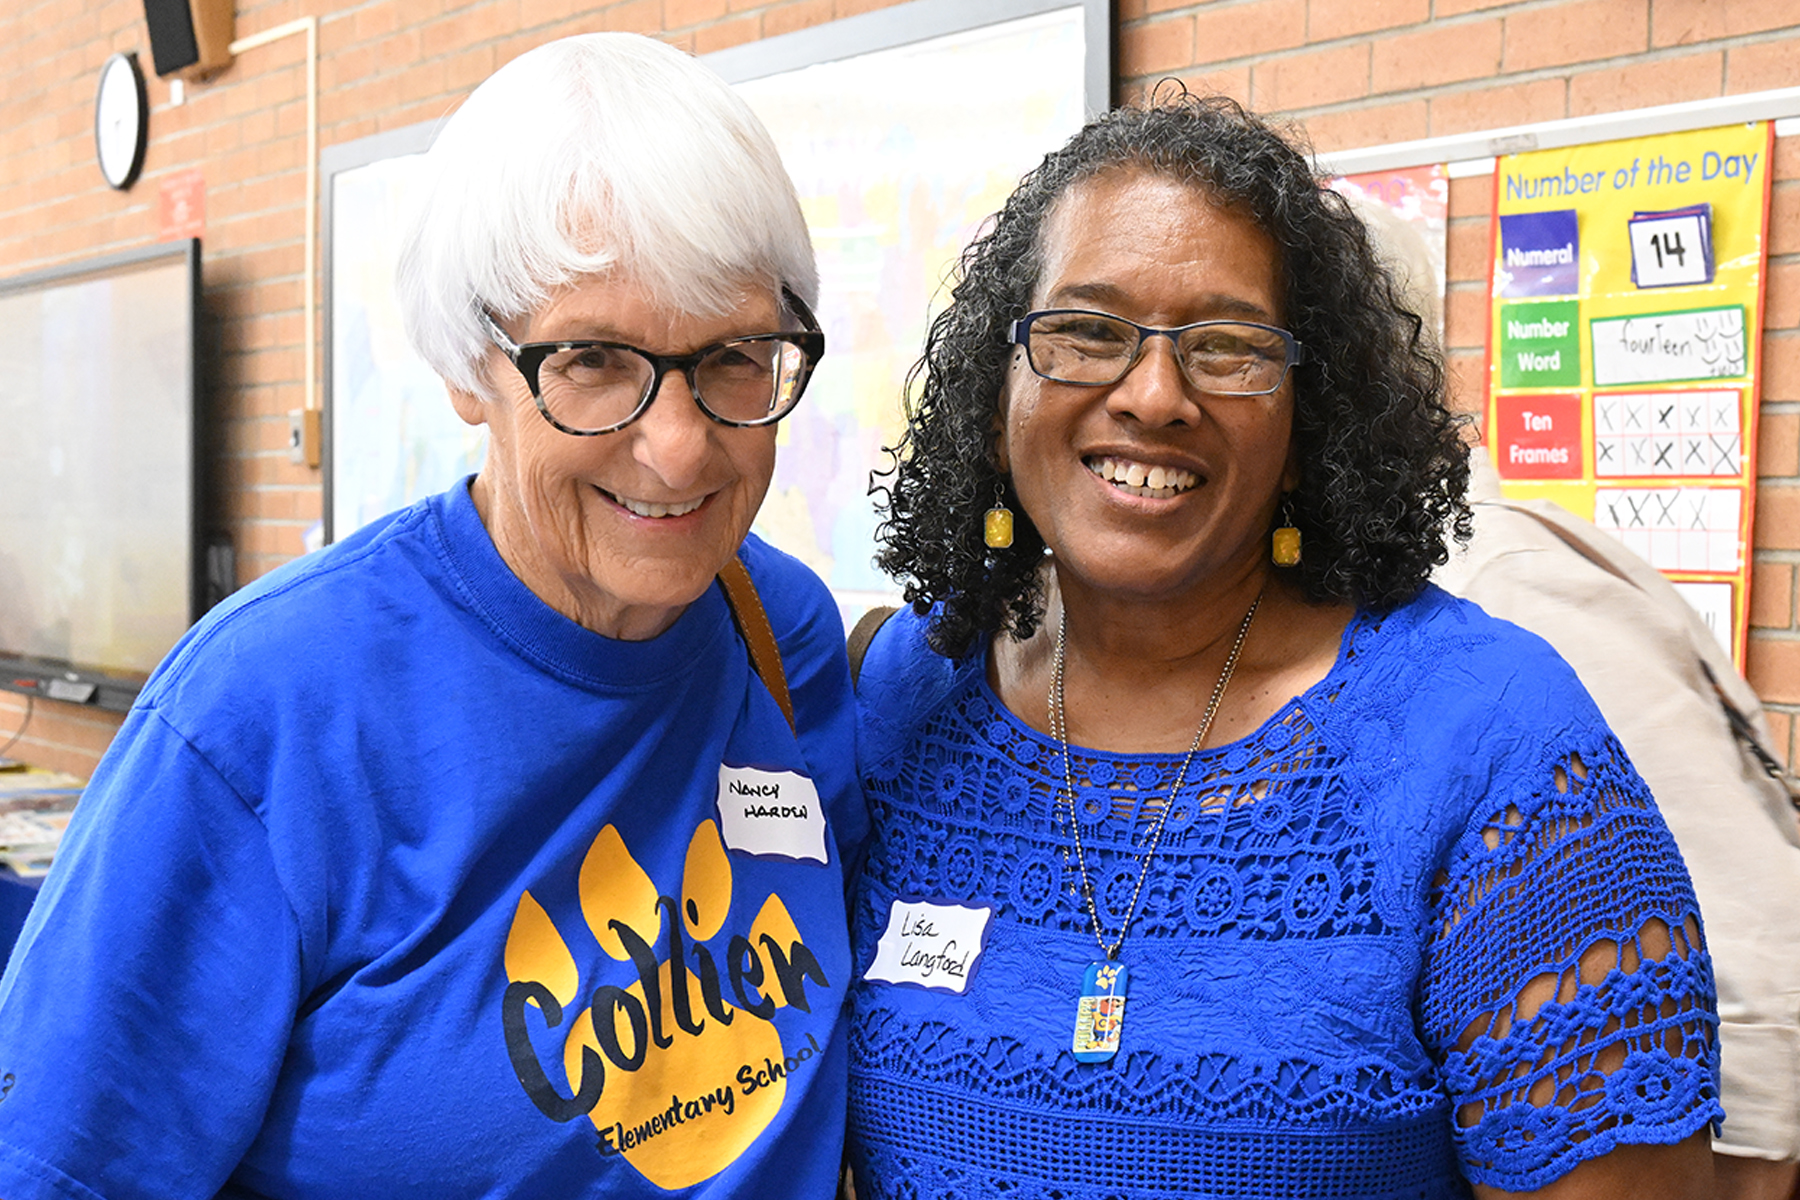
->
xmin=1494 ymin=393 xmax=1583 ymax=479
xmin=158 ymin=168 xmax=205 ymax=241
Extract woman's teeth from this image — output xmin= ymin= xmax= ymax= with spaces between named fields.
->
xmin=612 ymin=492 xmax=704 ymax=518
xmin=1085 ymin=456 xmax=1199 ymax=498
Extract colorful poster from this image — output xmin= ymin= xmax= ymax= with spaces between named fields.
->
xmin=1486 ymin=123 xmax=1773 ymax=666
xmin=734 ymin=9 xmax=1091 ymax=619
xmin=1329 ymin=165 xmax=1448 ymax=341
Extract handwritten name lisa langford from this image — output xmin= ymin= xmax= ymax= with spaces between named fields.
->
xmin=596 ymin=1032 xmax=825 ymax=1156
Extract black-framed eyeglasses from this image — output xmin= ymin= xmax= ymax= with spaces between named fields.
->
xmin=1008 ymin=308 xmax=1304 ymax=397
xmin=482 ymin=286 xmax=825 ymax=436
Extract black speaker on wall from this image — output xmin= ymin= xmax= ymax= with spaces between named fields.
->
xmin=141 ymin=0 xmax=234 ymax=79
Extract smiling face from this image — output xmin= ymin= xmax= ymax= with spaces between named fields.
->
xmin=450 ymin=272 xmax=782 ymax=641
xmin=998 ymin=168 xmax=1299 ymax=608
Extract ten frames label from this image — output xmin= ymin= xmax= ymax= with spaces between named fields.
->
xmin=1495 ymin=394 xmax=1583 ymax=480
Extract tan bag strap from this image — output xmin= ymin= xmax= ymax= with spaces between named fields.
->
xmin=717 ymin=555 xmax=795 ymax=733
xmin=847 ymin=604 xmax=898 ymax=690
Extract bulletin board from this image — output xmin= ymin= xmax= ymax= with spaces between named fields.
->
xmin=1484 ymin=122 xmax=1774 ymax=666
xmin=1328 ymin=165 xmax=1449 ymax=339
xmin=708 ymin=0 xmax=1109 ymax=617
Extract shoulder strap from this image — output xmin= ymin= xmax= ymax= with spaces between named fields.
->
xmin=847 ymin=604 xmax=899 ymax=690
xmin=716 ymin=555 xmax=795 ymax=733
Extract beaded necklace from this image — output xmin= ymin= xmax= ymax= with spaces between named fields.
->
xmin=1050 ymin=592 xmax=1261 ymax=1062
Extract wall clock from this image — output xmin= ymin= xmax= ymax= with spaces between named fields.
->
xmin=95 ymin=52 xmax=149 ymax=190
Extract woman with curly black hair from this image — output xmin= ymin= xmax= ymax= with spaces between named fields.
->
xmin=845 ymin=94 xmax=1719 ymax=1199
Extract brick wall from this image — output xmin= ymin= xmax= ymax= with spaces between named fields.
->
xmin=1752 ymin=133 xmax=1800 ymax=768
xmin=2 ymin=0 xmax=1796 ymax=778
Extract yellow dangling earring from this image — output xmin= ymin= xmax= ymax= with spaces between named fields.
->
xmin=984 ymin=480 xmax=1015 ymax=549
xmin=1272 ymin=494 xmax=1301 ymax=567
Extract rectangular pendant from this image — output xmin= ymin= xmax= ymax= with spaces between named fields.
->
xmin=1071 ymin=960 xmax=1129 ymax=1063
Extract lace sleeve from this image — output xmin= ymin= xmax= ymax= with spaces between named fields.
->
xmin=1419 ymin=730 xmax=1722 ymax=1192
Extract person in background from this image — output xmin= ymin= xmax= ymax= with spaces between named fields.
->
xmin=1346 ymin=188 xmax=1800 ymax=1200
xmin=845 ymin=93 xmax=1720 ymax=1198
xmin=0 ymin=33 xmax=863 ymax=1200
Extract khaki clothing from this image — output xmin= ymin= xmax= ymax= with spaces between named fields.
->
xmin=1438 ymin=456 xmax=1800 ymax=1161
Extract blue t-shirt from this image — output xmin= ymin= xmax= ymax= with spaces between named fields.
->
xmin=846 ymin=589 xmax=1720 ymax=1198
xmin=0 ymin=480 xmax=867 ymax=1200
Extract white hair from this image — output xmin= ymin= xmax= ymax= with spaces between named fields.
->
xmin=396 ymin=33 xmax=817 ymax=397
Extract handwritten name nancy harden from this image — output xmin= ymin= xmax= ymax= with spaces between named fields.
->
xmin=726 ymin=778 xmax=808 ymax=821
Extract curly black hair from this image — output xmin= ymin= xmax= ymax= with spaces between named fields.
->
xmin=871 ymin=90 xmax=1471 ymax=657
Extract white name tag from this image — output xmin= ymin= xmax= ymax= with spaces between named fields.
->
xmin=715 ymin=765 xmax=827 ymax=863
xmin=863 ymin=899 xmax=992 ymax=993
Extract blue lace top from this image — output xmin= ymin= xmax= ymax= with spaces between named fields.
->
xmin=846 ymin=587 xmax=1720 ymax=1199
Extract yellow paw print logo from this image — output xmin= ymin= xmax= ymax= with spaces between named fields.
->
xmin=501 ymin=820 xmax=827 ymax=1188
xmin=1095 ymin=965 xmax=1120 ymax=991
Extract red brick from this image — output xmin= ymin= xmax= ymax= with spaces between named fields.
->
xmin=1747 ymin=636 xmax=1800 ymax=704
xmin=1371 ymin=20 xmax=1503 ymax=93
xmin=1300 ymin=100 xmax=1429 ymax=155
xmin=1251 ymin=43 xmax=1369 ymax=112
xmin=1652 ymin=0 xmax=1800 ymax=46
xmin=663 ymin=0 xmax=726 ymax=28
xmin=1773 ymin=136 xmax=1800 ymax=184
xmin=1567 ymin=51 xmax=1724 ymax=118
xmin=1503 ymin=0 xmax=1650 ymax=72
xmin=762 ymin=0 xmax=833 ymax=38
xmin=1429 ymin=78 xmax=1568 ymax=139
xmin=1772 ymin=266 xmax=1800 ymax=342
xmin=1766 ymin=336 xmax=1800 ymax=404
xmin=523 ymin=0 xmax=596 ymax=29
xmin=1168 ymin=65 xmax=1252 ymax=108
xmin=1308 ymin=0 xmax=1430 ymax=41
xmin=1447 ymin=175 xmax=1494 ymax=221
xmin=1120 ymin=16 xmax=1197 ymax=79
xmin=1446 ymin=216 xmax=1496 ymax=290
xmin=1180 ymin=0 xmax=1305 ymax=54
xmin=443 ymin=45 xmax=498 ymax=94
xmin=1752 ymin=562 xmax=1795 ymax=629
xmin=693 ymin=14 xmax=758 ymax=53
xmin=1755 ymin=484 xmax=1800 ymax=551
xmin=602 ymin=1 xmax=662 ymax=33
xmin=1774 ymin=184 xmax=1800 ymax=256
xmin=1761 ymin=411 xmax=1800 ymax=478
xmin=834 ymin=0 xmax=911 ymax=16
xmin=1765 ymin=708 xmax=1795 ymax=771
xmin=1445 ymin=348 xmax=1487 ymax=416
xmin=421 ymin=11 xmax=471 ymax=59
xmin=1444 ymin=287 xmax=1489 ymax=353
xmin=1728 ymin=40 xmax=1800 ymax=97
xmin=350 ymin=2 xmax=402 ymax=42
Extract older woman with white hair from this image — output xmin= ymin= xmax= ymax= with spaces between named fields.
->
xmin=0 ymin=34 xmax=862 ymax=1200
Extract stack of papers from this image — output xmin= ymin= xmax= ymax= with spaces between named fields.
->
xmin=0 ymin=772 xmax=84 ymax=879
